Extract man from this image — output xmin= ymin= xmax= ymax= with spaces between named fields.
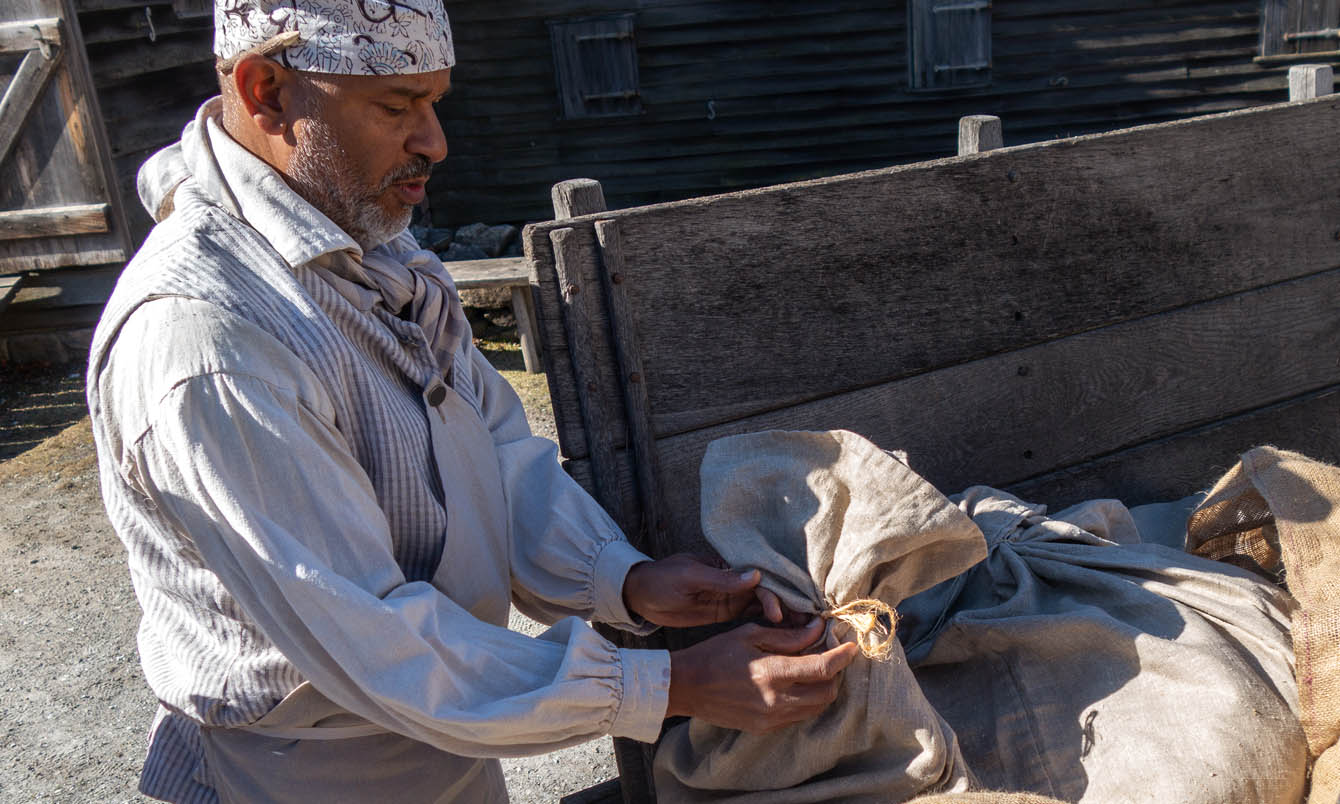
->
xmin=87 ymin=2 xmax=858 ymax=802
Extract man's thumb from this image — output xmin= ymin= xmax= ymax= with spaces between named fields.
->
xmin=704 ymin=566 xmax=760 ymax=592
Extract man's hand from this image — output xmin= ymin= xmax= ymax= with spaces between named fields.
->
xmin=666 ymin=618 xmax=860 ymax=733
xmin=623 ymin=554 xmax=784 ymax=628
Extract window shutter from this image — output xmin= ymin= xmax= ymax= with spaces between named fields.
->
xmin=548 ymin=14 xmax=642 ymax=120
xmin=909 ymin=0 xmax=992 ymax=91
xmin=1261 ymin=0 xmax=1340 ymax=59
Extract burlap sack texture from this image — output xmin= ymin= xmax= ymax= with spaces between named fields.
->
xmin=653 ymin=430 xmax=987 ymax=804
xmin=1187 ymin=447 xmax=1340 ymax=804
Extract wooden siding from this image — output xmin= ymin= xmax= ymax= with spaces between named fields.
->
xmin=438 ymin=0 xmax=1327 ymax=224
xmin=75 ymin=0 xmax=214 ymax=243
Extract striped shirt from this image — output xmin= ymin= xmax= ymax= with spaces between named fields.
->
xmin=87 ymin=98 xmax=669 ymax=803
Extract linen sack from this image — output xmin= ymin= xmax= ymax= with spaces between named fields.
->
xmin=900 ymin=485 xmax=1308 ymax=804
xmin=653 ymin=430 xmax=985 ymax=803
xmin=1186 ymin=447 xmax=1340 ymax=804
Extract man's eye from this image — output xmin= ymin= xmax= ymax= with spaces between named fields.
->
xmin=381 ymin=104 xmax=408 ymax=116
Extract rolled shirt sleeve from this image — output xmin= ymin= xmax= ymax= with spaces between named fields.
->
xmin=106 ymin=298 xmax=670 ymax=754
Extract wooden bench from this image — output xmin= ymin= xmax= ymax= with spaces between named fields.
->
xmin=524 ymin=66 xmax=1340 ymax=802
xmin=443 ymin=256 xmax=541 ymax=373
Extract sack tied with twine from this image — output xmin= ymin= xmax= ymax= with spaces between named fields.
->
xmin=653 ymin=430 xmax=986 ymax=804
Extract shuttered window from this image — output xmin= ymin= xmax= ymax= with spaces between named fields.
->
xmin=1260 ymin=0 xmax=1340 ymax=60
xmin=909 ymin=0 xmax=992 ymax=91
xmin=548 ymin=14 xmax=642 ymax=120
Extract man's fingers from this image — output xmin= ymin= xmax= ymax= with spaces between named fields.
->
xmin=755 ymin=587 xmax=783 ymax=624
xmin=750 ymin=617 xmax=825 ymax=654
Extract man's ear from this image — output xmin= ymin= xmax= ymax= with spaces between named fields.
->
xmin=230 ymin=55 xmax=290 ymax=136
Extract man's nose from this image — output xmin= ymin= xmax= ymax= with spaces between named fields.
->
xmin=410 ymin=106 xmax=448 ymax=165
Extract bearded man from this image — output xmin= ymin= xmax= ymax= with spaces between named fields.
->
xmin=86 ymin=2 xmax=857 ymax=802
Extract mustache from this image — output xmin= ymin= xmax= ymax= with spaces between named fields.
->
xmin=381 ymin=156 xmax=433 ymax=188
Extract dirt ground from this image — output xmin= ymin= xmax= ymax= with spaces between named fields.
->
xmin=0 ymin=334 xmax=619 ymax=803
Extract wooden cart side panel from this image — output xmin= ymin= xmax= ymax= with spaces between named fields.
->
xmin=526 ymin=96 xmax=1340 ymax=460
xmin=0 ymin=0 xmax=130 ymax=274
xmin=562 ymin=267 xmax=1340 ymax=555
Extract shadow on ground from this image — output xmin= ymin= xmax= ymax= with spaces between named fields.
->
xmin=0 ymin=358 xmax=90 ymax=462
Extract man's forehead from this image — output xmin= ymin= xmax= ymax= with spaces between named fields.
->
xmin=329 ymin=68 xmax=453 ymax=98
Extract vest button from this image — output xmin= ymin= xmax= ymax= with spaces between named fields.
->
xmin=425 ymin=383 xmax=448 ymax=407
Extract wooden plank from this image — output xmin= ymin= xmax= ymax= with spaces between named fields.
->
xmin=0 ymin=204 xmax=109 ymax=240
xmin=563 ymin=269 xmax=1340 ymax=554
xmin=527 ymin=96 xmax=1340 ymax=454
xmin=0 ymin=18 xmax=60 ymax=53
xmin=2 ymin=263 xmax=119 ymax=310
xmin=0 ymin=244 xmax=126 ymax=273
xmin=0 ymin=39 xmax=62 ymax=169
xmin=443 ymin=256 xmax=528 ymax=290
xmin=1007 ymin=385 xmax=1340 ymax=509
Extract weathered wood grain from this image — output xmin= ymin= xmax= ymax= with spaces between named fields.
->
xmin=1 ymin=0 xmax=130 ymax=279
xmin=551 ymin=179 xmax=608 ymax=221
xmin=0 ymin=36 xmax=62 ymax=169
xmin=0 ymin=203 xmax=108 ymax=239
xmin=561 ymin=269 xmax=1340 ymax=554
xmin=550 ymin=227 xmax=629 ymax=531
xmin=509 ymin=285 xmax=541 ymax=374
xmin=958 ymin=114 xmax=1004 ymax=155
xmin=0 ymin=18 xmax=59 ymax=53
xmin=443 ymin=256 xmax=528 ymax=290
xmin=1289 ymin=63 xmax=1335 ymax=100
xmin=528 ymin=96 xmax=1340 ymax=455
xmin=595 ymin=219 xmax=668 ymax=557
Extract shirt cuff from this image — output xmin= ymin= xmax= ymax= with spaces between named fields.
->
xmin=609 ymin=648 xmax=671 ymax=744
xmin=592 ymin=538 xmax=657 ymax=633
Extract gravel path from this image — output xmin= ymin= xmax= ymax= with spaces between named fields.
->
xmin=0 ymin=345 xmax=616 ymax=803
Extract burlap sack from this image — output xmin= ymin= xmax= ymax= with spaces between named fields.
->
xmin=653 ymin=430 xmax=986 ymax=803
xmin=900 ymin=486 xmax=1308 ymax=804
xmin=1187 ymin=447 xmax=1340 ymax=804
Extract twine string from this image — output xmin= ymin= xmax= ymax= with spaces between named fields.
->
xmin=825 ymin=599 xmax=897 ymax=662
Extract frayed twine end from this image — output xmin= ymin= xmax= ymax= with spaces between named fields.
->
xmin=825 ymin=599 xmax=898 ymax=661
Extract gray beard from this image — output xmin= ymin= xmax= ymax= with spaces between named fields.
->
xmin=286 ymin=118 xmax=411 ymax=251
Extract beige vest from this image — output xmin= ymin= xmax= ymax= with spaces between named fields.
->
xmin=201 ymin=383 xmax=513 ymax=802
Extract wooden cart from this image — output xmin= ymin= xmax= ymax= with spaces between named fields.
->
xmin=528 ymin=70 xmax=1340 ymax=804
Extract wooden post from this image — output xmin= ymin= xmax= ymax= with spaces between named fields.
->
xmin=1289 ymin=64 xmax=1334 ymax=101
xmin=552 ymin=178 xmax=608 ymax=221
xmin=549 ymin=226 xmax=623 ymax=518
xmin=958 ymin=115 xmax=1003 ymax=156
xmin=595 ymin=219 xmax=669 ymax=558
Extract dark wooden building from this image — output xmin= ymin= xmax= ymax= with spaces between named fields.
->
xmin=438 ymin=0 xmax=1340 ymax=222
xmin=2 ymin=0 xmax=1337 ymax=348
